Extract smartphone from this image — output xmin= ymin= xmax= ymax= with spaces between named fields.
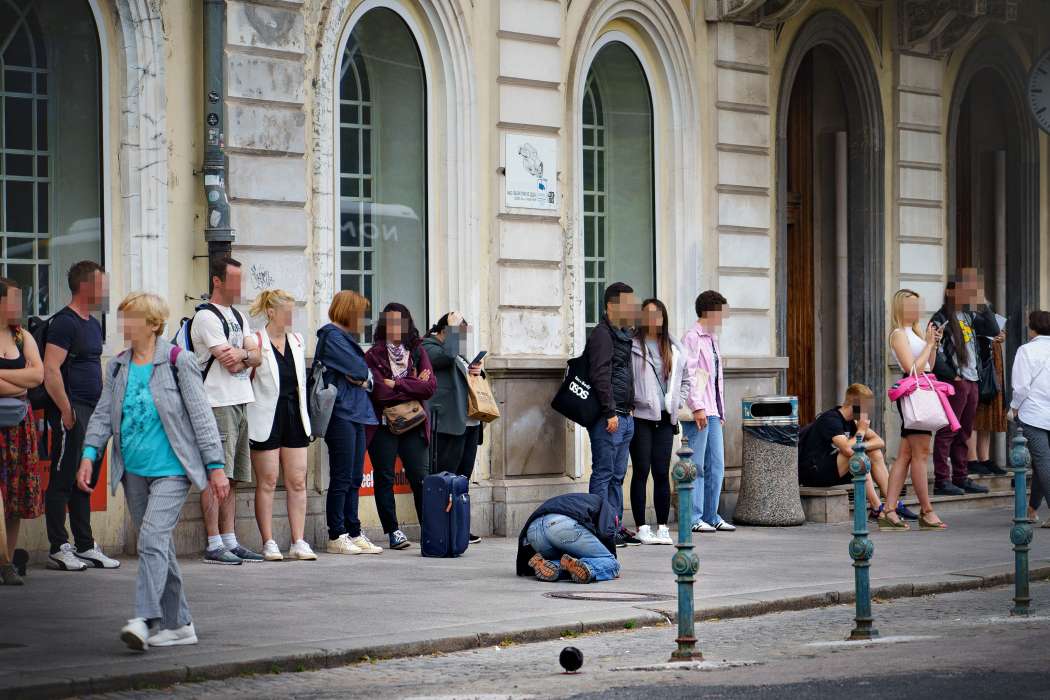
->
xmin=470 ymin=350 xmax=487 ymax=366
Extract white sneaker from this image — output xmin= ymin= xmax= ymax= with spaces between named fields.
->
xmin=656 ymin=525 xmax=674 ymax=545
xmin=691 ymin=521 xmax=717 ymax=533
xmin=120 ymin=618 xmax=150 ymax=651
xmin=714 ymin=520 xmax=737 ymax=532
xmin=351 ymin=534 xmax=383 ymax=554
xmin=148 ymin=623 xmax=198 ymax=647
xmin=48 ymin=543 xmax=88 ymax=571
xmin=635 ymin=524 xmax=660 ymax=545
xmin=289 ymin=540 xmax=317 ymax=561
xmin=262 ymin=540 xmax=284 ymax=561
xmin=327 ymin=534 xmax=362 ymax=555
xmin=76 ymin=542 xmax=121 ymax=569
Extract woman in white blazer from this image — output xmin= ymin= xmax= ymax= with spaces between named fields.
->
xmin=247 ymin=290 xmax=314 ymax=561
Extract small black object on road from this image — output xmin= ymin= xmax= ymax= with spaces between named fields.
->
xmin=560 ymin=646 xmax=584 ymax=674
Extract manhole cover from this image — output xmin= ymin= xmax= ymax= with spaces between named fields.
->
xmin=543 ymin=591 xmax=674 ymax=602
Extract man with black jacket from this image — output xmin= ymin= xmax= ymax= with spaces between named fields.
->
xmin=584 ymin=282 xmax=639 ymax=546
xmin=516 ymin=493 xmax=619 ymax=583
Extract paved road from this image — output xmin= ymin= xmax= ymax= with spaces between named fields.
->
xmin=88 ymin=582 xmax=1050 ymax=699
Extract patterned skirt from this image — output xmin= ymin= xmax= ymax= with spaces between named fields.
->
xmin=0 ymin=414 xmax=44 ymax=520
xmin=976 ymin=342 xmax=1008 ymax=433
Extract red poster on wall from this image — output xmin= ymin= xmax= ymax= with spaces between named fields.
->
xmin=34 ymin=410 xmax=108 ymax=512
xmin=359 ymin=454 xmax=413 ymax=497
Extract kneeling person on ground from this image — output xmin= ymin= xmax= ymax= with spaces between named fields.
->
xmin=516 ymin=494 xmax=620 ymax=584
xmin=798 ymin=384 xmax=900 ymax=529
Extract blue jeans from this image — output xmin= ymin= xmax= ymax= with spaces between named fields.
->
xmin=325 ymin=418 xmax=367 ymax=540
xmin=681 ymin=416 xmax=725 ymax=526
xmin=526 ymin=514 xmax=620 ymax=582
xmin=587 ymin=414 xmax=634 ymax=522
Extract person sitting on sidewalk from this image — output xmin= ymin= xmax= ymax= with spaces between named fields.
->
xmin=798 ymin=384 xmax=898 ymax=528
xmin=516 ymin=493 xmax=619 ymax=584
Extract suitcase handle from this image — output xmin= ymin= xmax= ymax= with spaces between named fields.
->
xmin=445 ymin=495 xmax=452 ymax=513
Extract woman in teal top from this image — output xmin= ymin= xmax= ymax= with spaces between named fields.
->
xmin=77 ymin=292 xmax=226 ymax=652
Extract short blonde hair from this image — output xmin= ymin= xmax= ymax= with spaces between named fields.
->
xmin=844 ymin=383 xmax=874 ymax=405
xmin=328 ymin=290 xmax=370 ymax=328
xmin=118 ymin=292 xmax=169 ymax=337
xmin=249 ymin=288 xmax=296 ymax=318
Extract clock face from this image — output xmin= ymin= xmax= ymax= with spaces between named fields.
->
xmin=1028 ymin=49 xmax=1050 ymax=134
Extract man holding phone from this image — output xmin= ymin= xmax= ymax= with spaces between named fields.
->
xmin=422 ymin=311 xmax=486 ymax=543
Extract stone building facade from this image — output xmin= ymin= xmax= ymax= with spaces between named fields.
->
xmin=6 ymin=0 xmax=1050 ymax=554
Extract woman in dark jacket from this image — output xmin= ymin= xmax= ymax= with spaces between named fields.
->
xmin=316 ymin=291 xmax=381 ymax=556
xmin=422 ymin=312 xmax=485 ymax=544
xmin=929 ymin=271 xmax=999 ymax=496
xmin=365 ymin=303 xmax=437 ymax=551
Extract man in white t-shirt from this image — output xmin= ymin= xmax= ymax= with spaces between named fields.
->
xmin=191 ymin=257 xmax=263 ymax=564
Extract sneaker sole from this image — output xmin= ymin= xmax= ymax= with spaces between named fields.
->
xmin=390 ymin=542 xmax=411 ymax=550
xmin=149 ymin=635 xmax=199 ymax=647
xmin=264 ymin=555 xmax=284 ymax=561
xmin=47 ymin=559 xmax=87 ymax=572
xmin=290 ymin=554 xmax=318 ymax=560
xmin=120 ymin=630 xmax=147 ymax=651
xmin=202 ymin=557 xmax=243 ymax=565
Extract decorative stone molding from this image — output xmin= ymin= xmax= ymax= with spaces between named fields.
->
xmin=705 ymin=0 xmax=813 ymax=28
xmin=897 ymin=0 xmax=1018 ymax=56
xmin=115 ymin=0 xmax=169 ymax=295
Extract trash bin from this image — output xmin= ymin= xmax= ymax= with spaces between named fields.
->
xmin=733 ymin=396 xmax=805 ymax=526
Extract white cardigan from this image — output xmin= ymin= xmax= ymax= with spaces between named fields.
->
xmin=247 ymin=331 xmax=311 ymax=443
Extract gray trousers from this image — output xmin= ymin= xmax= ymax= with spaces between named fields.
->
xmin=1022 ymin=423 xmax=1050 ymax=510
xmin=124 ymin=474 xmax=192 ymax=629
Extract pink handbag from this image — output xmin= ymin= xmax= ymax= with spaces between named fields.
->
xmin=898 ymin=370 xmax=949 ymax=432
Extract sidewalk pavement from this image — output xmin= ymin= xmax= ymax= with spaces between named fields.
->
xmin=2 ymin=509 xmax=1047 ymax=699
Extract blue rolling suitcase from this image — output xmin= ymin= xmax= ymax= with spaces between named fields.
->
xmin=421 ymin=472 xmax=470 ymax=557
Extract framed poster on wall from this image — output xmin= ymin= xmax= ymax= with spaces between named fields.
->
xmin=504 ymin=133 xmax=558 ymax=210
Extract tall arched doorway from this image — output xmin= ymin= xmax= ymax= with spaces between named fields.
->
xmin=776 ymin=12 xmax=885 ymax=425
xmin=948 ymin=37 xmax=1039 ymax=385
xmin=1 ymin=0 xmax=103 ymax=316
xmin=580 ymin=40 xmax=655 ymax=334
xmin=336 ymin=7 xmax=427 ymax=343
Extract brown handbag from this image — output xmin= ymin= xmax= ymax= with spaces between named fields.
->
xmin=383 ymin=400 xmax=427 ymax=435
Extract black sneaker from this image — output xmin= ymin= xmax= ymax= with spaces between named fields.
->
xmin=203 ymin=547 xmax=243 ymax=565
xmin=228 ymin=545 xmax=265 ymax=562
xmin=614 ymin=532 xmax=628 ymax=548
xmin=934 ymin=481 xmax=964 ymax=496
xmin=619 ymin=529 xmax=641 ymax=546
xmin=984 ymin=460 xmax=1008 ymax=476
xmin=12 ymin=548 xmax=28 ymax=577
xmin=895 ymin=501 xmax=920 ymax=521
xmin=468 ymin=533 xmax=481 ymax=544
xmin=968 ymin=460 xmax=991 ymax=475
xmin=957 ymin=478 xmax=989 ymax=494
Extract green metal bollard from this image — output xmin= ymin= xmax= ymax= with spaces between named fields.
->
xmin=848 ymin=434 xmax=878 ymax=640
xmin=1010 ymin=427 xmax=1033 ymax=616
xmin=670 ymin=436 xmax=703 ymax=662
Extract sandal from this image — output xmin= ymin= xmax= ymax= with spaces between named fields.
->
xmin=877 ymin=511 xmax=909 ymax=531
xmin=918 ymin=512 xmax=947 ymax=530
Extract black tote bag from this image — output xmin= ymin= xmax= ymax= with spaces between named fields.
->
xmin=550 ymin=353 xmax=601 ymax=427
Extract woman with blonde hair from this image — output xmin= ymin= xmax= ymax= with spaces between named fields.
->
xmin=77 ymin=292 xmax=228 ymax=650
xmin=247 ymin=290 xmax=314 ymax=561
xmin=879 ymin=289 xmax=946 ymax=531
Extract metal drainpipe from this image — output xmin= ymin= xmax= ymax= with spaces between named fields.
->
xmin=203 ymin=0 xmax=234 ymax=260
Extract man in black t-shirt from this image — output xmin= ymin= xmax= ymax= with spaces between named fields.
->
xmin=43 ymin=261 xmax=119 ymax=571
xmin=798 ymin=384 xmax=893 ymax=515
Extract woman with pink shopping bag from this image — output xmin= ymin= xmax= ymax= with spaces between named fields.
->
xmin=878 ymin=290 xmax=948 ymax=531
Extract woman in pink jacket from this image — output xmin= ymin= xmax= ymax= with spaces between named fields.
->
xmin=681 ymin=291 xmax=735 ymax=533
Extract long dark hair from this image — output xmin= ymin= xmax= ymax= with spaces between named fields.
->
xmin=638 ymin=298 xmax=672 ymax=381
xmin=426 ymin=312 xmax=468 ymax=338
xmin=937 ymin=282 xmax=968 ymax=365
xmin=373 ymin=302 xmax=421 ymax=349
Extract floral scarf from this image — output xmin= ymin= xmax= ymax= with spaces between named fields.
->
xmin=387 ymin=343 xmax=409 ymax=379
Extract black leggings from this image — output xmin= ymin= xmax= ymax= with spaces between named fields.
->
xmin=432 ymin=425 xmax=481 ymax=480
xmin=367 ymin=425 xmax=429 ymax=534
xmin=628 ymin=414 xmax=675 ymax=528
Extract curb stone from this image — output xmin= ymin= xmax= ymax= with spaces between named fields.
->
xmin=4 ymin=565 xmax=1048 ymax=700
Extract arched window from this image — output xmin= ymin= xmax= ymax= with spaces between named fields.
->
xmin=581 ymin=41 xmax=654 ymax=332
xmin=1 ymin=0 xmax=102 ymax=316
xmin=337 ymin=8 xmax=426 ymax=342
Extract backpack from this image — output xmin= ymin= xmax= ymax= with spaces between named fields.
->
xmin=172 ymin=303 xmax=245 ymax=381
xmin=114 ymin=344 xmax=182 ymax=394
xmin=26 ymin=308 xmax=78 ymax=411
